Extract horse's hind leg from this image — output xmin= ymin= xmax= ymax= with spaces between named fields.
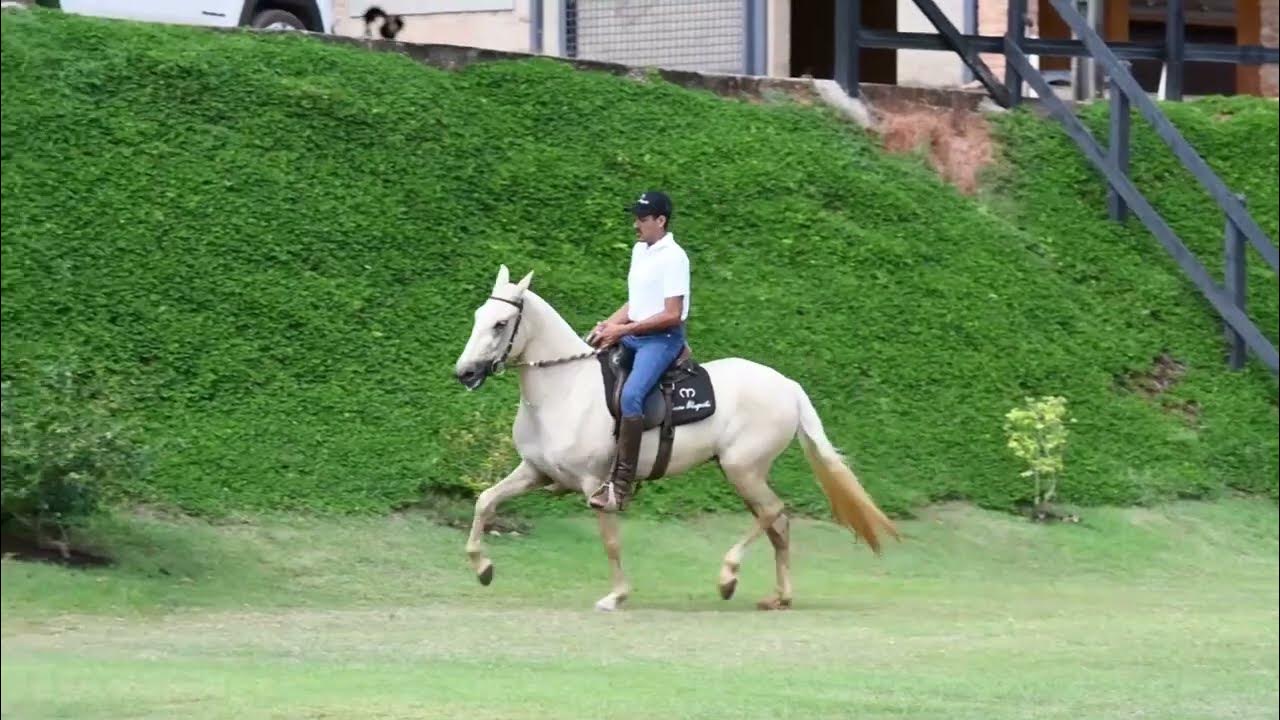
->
xmin=758 ymin=512 xmax=792 ymax=610
xmin=735 ymin=484 xmax=793 ymax=610
xmin=716 ymin=461 xmax=786 ymax=604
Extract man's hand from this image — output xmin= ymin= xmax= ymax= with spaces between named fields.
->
xmin=592 ymin=321 xmax=631 ymax=348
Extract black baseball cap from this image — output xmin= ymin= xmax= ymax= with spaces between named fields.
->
xmin=628 ymin=190 xmax=673 ymax=219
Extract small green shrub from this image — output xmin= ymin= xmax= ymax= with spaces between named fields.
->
xmin=1 ymin=360 xmax=146 ymax=542
xmin=1003 ymin=395 xmax=1073 ymax=508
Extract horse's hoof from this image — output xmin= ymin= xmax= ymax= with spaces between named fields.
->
xmin=718 ymin=577 xmax=737 ymax=600
xmin=477 ymin=563 xmax=494 ymax=586
xmin=756 ymin=597 xmax=792 ymax=611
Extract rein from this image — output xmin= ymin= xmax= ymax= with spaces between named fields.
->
xmin=487 ymin=295 xmax=603 ymax=373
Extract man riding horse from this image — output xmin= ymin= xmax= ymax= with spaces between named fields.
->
xmin=453 ymin=196 xmax=898 ymax=608
xmin=587 ymin=190 xmax=691 ymax=512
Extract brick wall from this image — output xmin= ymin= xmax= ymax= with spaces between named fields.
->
xmin=978 ymin=0 xmax=1008 ymax=80
xmin=978 ymin=0 xmax=1039 ymax=94
xmin=1262 ymin=0 xmax=1278 ymax=97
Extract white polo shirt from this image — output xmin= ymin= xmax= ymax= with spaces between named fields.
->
xmin=627 ymin=232 xmax=690 ymax=323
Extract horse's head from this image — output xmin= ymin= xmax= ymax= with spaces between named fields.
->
xmin=454 ymin=264 xmax=534 ymax=390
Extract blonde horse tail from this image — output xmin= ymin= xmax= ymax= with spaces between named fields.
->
xmin=793 ymin=382 xmax=900 ymax=554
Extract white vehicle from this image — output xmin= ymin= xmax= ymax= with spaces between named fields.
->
xmin=56 ymin=0 xmax=335 ymax=34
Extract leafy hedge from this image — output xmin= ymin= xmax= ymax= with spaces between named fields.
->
xmin=2 ymin=9 xmax=1276 ymax=520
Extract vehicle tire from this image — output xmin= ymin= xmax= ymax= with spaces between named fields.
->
xmin=250 ymin=9 xmax=307 ymax=31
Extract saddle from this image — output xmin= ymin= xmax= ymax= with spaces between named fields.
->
xmin=597 ymin=342 xmax=717 ymax=481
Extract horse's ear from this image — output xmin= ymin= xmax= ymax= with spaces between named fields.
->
xmin=493 ymin=264 xmax=511 ymax=292
xmin=515 ymin=270 xmax=534 ymax=294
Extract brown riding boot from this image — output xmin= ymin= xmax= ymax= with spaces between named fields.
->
xmin=590 ymin=416 xmax=644 ymax=512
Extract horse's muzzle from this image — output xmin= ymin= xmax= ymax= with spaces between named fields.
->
xmin=456 ymin=366 xmax=487 ymax=391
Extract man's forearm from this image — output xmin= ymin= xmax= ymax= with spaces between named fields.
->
xmin=606 ymin=303 xmax=630 ymax=324
xmin=625 ymin=310 xmax=682 ymax=336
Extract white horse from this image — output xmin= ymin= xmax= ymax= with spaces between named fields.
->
xmin=453 ymin=265 xmax=899 ymax=611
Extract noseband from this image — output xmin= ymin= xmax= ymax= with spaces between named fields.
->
xmin=487 ymin=295 xmax=523 ymax=374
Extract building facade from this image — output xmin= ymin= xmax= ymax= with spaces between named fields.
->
xmin=335 ymin=0 xmax=1277 ymax=97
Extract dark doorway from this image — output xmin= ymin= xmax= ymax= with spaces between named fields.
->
xmin=1038 ymin=0 xmax=1239 ymax=96
xmin=1129 ymin=21 xmax=1238 ymax=95
xmin=789 ymin=0 xmax=897 ymax=84
xmin=1038 ymin=0 xmax=1072 ymax=73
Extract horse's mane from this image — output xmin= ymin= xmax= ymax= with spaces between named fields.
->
xmin=519 ymin=288 xmax=593 ymax=358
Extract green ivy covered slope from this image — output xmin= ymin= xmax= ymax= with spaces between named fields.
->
xmin=2 ymin=9 xmax=1275 ymax=518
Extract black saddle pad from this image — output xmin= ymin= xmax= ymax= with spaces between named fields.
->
xmin=598 ymin=347 xmax=716 ymax=430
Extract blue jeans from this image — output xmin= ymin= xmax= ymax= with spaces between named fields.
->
xmin=620 ymin=325 xmax=686 ymax=417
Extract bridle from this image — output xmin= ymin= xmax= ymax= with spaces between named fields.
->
xmin=485 ymin=295 xmax=602 ymax=375
xmin=485 ymin=295 xmax=524 ymax=374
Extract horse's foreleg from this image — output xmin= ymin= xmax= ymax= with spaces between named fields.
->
xmin=593 ymin=510 xmax=632 ymax=611
xmin=466 ymin=460 xmax=545 ymax=585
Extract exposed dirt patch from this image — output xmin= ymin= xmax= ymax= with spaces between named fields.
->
xmin=875 ymin=104 xmax=996 ymax=195
xmin=1122 ymin=352 xmax=1186 ymax=395
xmin=1017 ymin=503 xmax=1082 ymax=524
xmin=1118 ymin=352 xmax=1202 ymax=426
xmin=1 ymin=530 xmax=113 ymax=568
xmin=1164 ymin=400 xmax=1202 ymax=427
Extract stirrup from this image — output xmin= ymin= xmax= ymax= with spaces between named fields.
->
xmin=589 ymin=481 xmax=619 ymax=512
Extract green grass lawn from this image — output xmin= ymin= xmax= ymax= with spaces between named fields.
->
xmin=4 ymin=499 xmax=1277 ymax=719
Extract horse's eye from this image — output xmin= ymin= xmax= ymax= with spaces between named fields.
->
xmin=494 ymin=321 xmax=508 ymax=332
